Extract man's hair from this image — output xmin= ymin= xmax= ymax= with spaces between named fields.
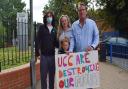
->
xmin=76 ymin=2 xmax=87 ymax=11
xmin=43 ymin=11 xmax=55 ymax=27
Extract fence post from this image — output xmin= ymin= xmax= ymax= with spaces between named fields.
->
xmin=30 ymin=0 xmax=36 ymax=89
xmin=34 ymin=22 xmax=36 ymax=42
xmin=110 ymin=43 xmax=112 ymax=63
xmin=0 ymin=62 xmax=1 ymax=72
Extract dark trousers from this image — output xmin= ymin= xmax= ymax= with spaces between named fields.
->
xmin=40 ymin=55 xmax=55 ymax=89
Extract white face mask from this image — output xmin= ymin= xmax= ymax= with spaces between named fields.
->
xmin=47 ymin=17 xmax=53 ymax=24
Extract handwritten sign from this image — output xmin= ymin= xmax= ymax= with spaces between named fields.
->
xmin=55 ymin=50 xmax=100 ymax=89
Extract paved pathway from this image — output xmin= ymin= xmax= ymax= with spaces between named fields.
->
xmin=96 ymin=62 xmax=128 ymax=89
xmin=27 ymin=62 xmax=128 ymax=89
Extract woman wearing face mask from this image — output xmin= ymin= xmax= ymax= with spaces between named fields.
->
xmin=57 ymin=15 xmax=72 ymax=52
xmin=35 ymin=11 xmax=57 ymax=89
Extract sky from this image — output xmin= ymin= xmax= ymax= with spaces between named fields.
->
xmin=22 ymin=0 xmax=49 ymax=23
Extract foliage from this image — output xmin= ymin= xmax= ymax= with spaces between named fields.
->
xmin=0 ymin=0 xmax=26 ymax=44
xmin=96 ymin=0 xmax=128 ymax=37
xmin=43 ymin=0 xmax=90 ymax=26
xmin=44 ymin=0 xmax=128 ymax=38
xmin=0 ymin=0 xmax=26 ymax=22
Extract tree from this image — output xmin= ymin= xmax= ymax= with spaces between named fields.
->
xmin=0 ymin=0 xmax=26 ymax=44
xmin=96 ymin=0 xmax=128 ymax=37
xmin=43 ymin=0 xmax=90 ymax=26
xmin=44 ymin=0 xmax=123 ymax=37
xmin=0 ymin=0 xmax=26 ymax=22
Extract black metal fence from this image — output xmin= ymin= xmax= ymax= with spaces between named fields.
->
xmin=99 ymin=43 xmax=128 ymax=70
xmin=0 ymin=20 xmax=33 ymax=72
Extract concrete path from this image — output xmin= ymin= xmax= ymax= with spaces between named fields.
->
xmin=96 ymin=62 xmax=128 ymax=89
xmin=27 ymin=62 xmax=128 ymax=89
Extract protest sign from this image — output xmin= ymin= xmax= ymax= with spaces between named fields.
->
xmin=55 ymin=50 xmax=100 ymax=89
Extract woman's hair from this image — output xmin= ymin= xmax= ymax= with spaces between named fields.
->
xmin=43 ymin=11 xmax=55 ymax=27
xmin=57 ymin=15 xmax=71 ymax=39
xmin=60 ymin=37 xmax=70 ymax=45
xmin=59 ymin=15 xmax=71 ymax=29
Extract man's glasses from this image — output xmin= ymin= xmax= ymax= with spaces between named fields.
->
xmin=78 ymin=9 xmax=86 ymax=12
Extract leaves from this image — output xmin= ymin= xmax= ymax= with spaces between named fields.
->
xmin=0 ymin=0 xmax=26 ymax=46
xmin=96 ymin=0 xmax=128 ymax=35
xmin=43 ymin=0 xmax=90 ymax=25
xmin=0 ymin=0 xmax=26 ymax=22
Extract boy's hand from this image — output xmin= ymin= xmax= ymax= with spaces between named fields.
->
xmin=86 ymin=46 xmax=93 ymax=52
xmin=66 ymin=51 xmax=73 ymax=55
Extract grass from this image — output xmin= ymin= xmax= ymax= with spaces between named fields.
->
xmin=0 ymin=46 xmax=32 ymax=70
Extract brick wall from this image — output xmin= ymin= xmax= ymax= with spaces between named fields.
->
xmin=0 ymin=61 xmax=40 ymax=89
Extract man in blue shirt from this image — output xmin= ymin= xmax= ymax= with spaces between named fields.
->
xmin=69 ymin=2 xmax=99 ymax=53
xmin=69 ymin=2 xmax=99 ymax=89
